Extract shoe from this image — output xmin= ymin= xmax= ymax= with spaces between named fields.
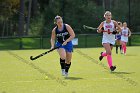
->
xmin=61 ymin=69 xmax=65 ymax=76
xmin=99 ymin=52 xmax=103 ymax=61
xmin=65 ymin=72 xmax=68 ymax=77
xmin=110 ymin=66 xmax=116 ymax=71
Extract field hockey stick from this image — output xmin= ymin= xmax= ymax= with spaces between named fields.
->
xmin=83 ymin=25 xmax=98 ymax=30
xmin=83 ymin=25 xmax=118 ymax=34
xmin=30 ymin=45 xmax=62 ymax=60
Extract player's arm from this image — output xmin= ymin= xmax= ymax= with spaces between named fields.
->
xmin=128 ymin=28 xmax=132 ymax=37
xmin=50 ymin=27 xmax=56 ymax=49
xmin=114 ymin=21 xmax=121 ymax=32
xmin=63 ymin=24 xmax=75 ymax=45
xmin=111 ymin=21 xmax=122 ymax=34
xmin=97 ymin=22 xmax=104 ymax=33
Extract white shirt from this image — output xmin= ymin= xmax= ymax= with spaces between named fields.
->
xmin=102 ymin=20 xmax=115 ymax=45
xmin=121 ymin=27 xmax=129 ymax=42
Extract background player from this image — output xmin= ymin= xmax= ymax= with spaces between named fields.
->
xmin=115 ymin=22 xmax=123 ymax=54
xmin=50 ymin=15 xmax=75 ymax=77
xmin=97 ymin=11 xmax=121 ymax=71
xmin=121 ymin=22 xmax=131 ymax=55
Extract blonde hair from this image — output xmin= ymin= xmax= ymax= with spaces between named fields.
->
xmin=123 ymin=22 xmax=127 ymax=24
xmin=54 ymin=15 xmax=63 ymax=24
xmin=104 ymin=11 xmax=112 ymax=17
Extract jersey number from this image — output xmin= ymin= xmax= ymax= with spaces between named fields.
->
xmin=62 ymin=36 xmax=65 ymax=42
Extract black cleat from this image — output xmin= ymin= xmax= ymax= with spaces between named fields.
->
xmin=99 ymin=52 xmax=103 ymax=61
xmin=110 ymin=66 xmax=116 ymax=71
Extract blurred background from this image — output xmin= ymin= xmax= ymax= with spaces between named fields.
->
xmin=0 ymin=0 xmax=140 ymax=49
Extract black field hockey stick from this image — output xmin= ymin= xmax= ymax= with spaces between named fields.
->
xmin=83 ymin=25 xmax=98 ymax=30
xmin=30 ymin=45 xmax=61 ymax=60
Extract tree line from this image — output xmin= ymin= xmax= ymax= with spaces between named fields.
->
xmin=0 ymin=0 xmax=139 ymax=37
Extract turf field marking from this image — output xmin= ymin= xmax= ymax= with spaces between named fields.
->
xmin=1 ymin=80 xmax=33 ymax=83
xmin=7 ymin=51 xmax=67 ymax=86
xmin=76 ymin=49 xmax=138 ymax=87
xmin=15 ymin=80 xmax=33 ymax=83
xmin=102 ymin=78 xmax=121 ymax=80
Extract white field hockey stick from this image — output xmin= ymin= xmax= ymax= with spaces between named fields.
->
xmin=83 ymin=25 xmax=117 ymax=34
xmin=83 ymin=25 xmax=98 ymax=30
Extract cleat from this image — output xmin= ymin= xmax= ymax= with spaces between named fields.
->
xmin=110 ymin=66 xmax=116 ymax=71
xmin=61 ymin=69 xmax=65 ymax=76
xmin=65 ymin=72 xmax=68 ymax=77
xmin=99 ymin=52 xmax=103 ymax=61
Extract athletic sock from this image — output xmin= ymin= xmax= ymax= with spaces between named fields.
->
xmin=122 ymin=45 xmax=124 ymax=53
xmin=60 ymin=58 xmax=65 ymax=69
xmin=107 ymin=55 xmax=112 ymax=67
xmin=65 ymin=62 xmax=71 ymax=73
xmin=119 ymin=45 xmax=122 ymax=53
xmin=124 ymin=44 xmax=127 ymax=54
xmin=116 ymin=45 xmax=118 ymax=54
xmin=102 ymin=52 xmax=107 ymax=57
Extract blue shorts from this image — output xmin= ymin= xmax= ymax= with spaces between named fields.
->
xmin=116 ymin=35 xmax=121 ymax=40
xmin=56 ymin=41 xmax=73 ymax=52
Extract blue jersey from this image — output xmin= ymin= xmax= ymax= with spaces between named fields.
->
xmin=116 ymin=33 xmax=121 ymax=40
xmin=55 ymin=24 xmax=73 ymax=52
xmin=55 ymin=24 xmax=70 ymax=44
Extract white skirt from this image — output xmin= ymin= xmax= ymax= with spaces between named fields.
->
xmin=121 ymin=36 xmax=128 ymax=42
xmin=102 ymin=34 xmax=115 ymax=45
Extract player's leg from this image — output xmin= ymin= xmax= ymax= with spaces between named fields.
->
xmin=99 ymin=48 xmax=107 ymax=61
xmin=65 ymin=52 xmax=72 ymax=77
xmin=103 ymin=43 xmax=112 ymax=67
xmin=123 ymin=42 xmax=127 ymax=55
xmin=121 ymin=41 xmax=126 ymax=54
xmin=116 ymin=40 xmax=119 ymax=54
xmin=116 ymin=45 xmax=118 ymax=54
xmin=120 ymin=45 xmax=122 ymax=53
xmin=121 ymin=41 xmax=124 ymax=53
xmin=57 ymin=48 xmax=66 ymax=76
xmin=103 ymin=43 xmax=116 ymax=71
xmin=119 ymin=40 xmax=122 ymax=54
xmin=63 ymin=42 xmax=73 ymax=77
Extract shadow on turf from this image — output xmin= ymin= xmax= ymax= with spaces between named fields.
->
xmin=125 ymin=54 xmax=137 ymax=56
xmin=111 ymin=71 xmax=135 ymax=74
xmin=65 ymin=77 xmax=83 ymax=80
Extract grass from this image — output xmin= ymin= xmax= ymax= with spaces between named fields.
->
xmin=0 ymin=46 xmax=140 ymax=93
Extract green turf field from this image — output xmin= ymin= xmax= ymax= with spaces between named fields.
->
xmin=0 ymin=46 xmax=140 ymax=93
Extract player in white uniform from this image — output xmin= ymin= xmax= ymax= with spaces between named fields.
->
xmin=97 ymin=11 xmax=121 ymax=71
xmin=121 ymin=22 xmax=131 ymax=55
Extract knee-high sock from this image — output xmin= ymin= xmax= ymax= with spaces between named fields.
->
xmin=107 ymin=55 xmax=112 ymax=67
xmin=65 ymin=62 xmax=71 ymax=73
xmin=123 ymin=44 xmax=127 ymax=54
xmin=122 ymin=45 xmax=124 ymax=53
xmin=119 ymin=45 xmax=122 ymax=52
xmin=102 ymin=52 xmax=107 ymax=57
xmin=122 ymin=44 xmax=126 ymax=54
xmin=116 ymin=45 xmax=118 ymax=53
xmin=60 ymin=58 xmax=65 ymax=69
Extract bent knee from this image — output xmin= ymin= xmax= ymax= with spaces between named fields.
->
xmin=60 ymin=56 xmax=66 ymax=60
xmin=106 ymin=51 xmax=112 ymax=55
